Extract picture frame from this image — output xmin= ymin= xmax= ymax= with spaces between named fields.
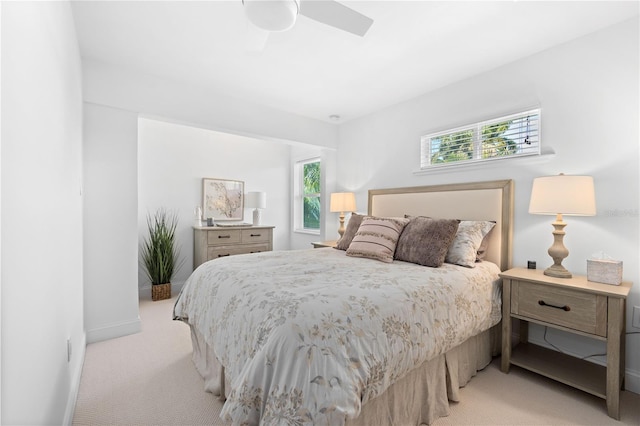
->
xmin=202 ymin=178 xmax=244 ymax=221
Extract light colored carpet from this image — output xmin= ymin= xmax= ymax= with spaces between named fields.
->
xmin=73 ymin=293 xmax=640 ymax=425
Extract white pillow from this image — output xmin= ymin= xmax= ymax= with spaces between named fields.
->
xmin=445 ymin=220 xmax=496 ymax=267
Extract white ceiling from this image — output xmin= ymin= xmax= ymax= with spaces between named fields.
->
xmin=71 ymin=1 xmax=639 ymax=124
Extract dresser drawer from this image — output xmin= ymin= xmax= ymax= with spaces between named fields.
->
xmin=241 ymin=229 xmax=270 ymax=243
xmin=208 ymin=243 xmax=270 ymax=259
xmin=207 ymin=229 xmax=241 ymax=245
xmin=511 ymin=281 xmax=607 ymax=336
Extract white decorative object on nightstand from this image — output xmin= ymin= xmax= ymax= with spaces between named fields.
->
xmin=500 ymin=267 xmax=632 ymax=420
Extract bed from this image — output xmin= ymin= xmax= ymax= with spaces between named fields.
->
xmin=174 ymin=179 xmax=514 ymax=425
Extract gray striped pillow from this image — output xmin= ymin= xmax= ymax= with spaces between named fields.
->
xmin=346 ymin=216 xmax=410 ymax=263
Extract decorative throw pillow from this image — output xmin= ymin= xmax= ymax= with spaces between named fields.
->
xmin=334 ymin=213 xmax=364 ymax=251
xmin=445 ymin=220 xmax=496 ymax=268
xmin=346 ymin=216 xmax=410 ymax=263
xmin=394 ymin=217 xmax=459 ymax=267
xmin=475 ymin=224 xmax=495 ymax=261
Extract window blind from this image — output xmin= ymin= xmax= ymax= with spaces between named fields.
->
xmin=421 ymin=109 xmax=540 ymax=169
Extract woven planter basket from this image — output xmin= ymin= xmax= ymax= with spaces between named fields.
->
xmin=152 ymin=283 xmax=171 ymax=301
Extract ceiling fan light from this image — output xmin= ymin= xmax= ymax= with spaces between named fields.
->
xmin=243 ymin=0 xmax=299 ymax=32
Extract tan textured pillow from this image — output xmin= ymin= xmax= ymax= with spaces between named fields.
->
xmin=446 ymin=220 xmax=496 ymax=267
xmin=334 ymin=213 xmax=364 ymax=251
xmin=346 ymin=216 xmax=410 ymax=263
xmin=394 ymin=217 xmax=459 ymax=267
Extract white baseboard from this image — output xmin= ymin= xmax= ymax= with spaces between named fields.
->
xmin=63 ymin=332 xmax=86 ymax=426
xmin=86 ymin=317 xmax=142 ymax=344
xmin=625 ymin=369 xmax=640 ymax=395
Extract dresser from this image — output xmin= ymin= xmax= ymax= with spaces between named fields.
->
xmin=193 ymin=225 xmax=274 ymax=269
xmin=500 ymin=267 xmax=632 ymax=419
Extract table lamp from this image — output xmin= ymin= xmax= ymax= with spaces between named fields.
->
xmin=330 ymin=192 xmax=357 ymax=238
xmin=246 ymin=191 xmax=266 ymax=226
xmin=528 ymin=174 xmax=596 ymax=278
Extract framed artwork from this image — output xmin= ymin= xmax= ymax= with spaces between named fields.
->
xmin=202 ymin=178 xmax=244 ymax=221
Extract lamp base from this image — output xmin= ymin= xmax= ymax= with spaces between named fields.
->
xmin=337 ymin=212 xmax=346 ymax=238
xmin=544 ymin=264 xmax=572 ymax=278
xmin=545 ymin=214 xmax=572 ymax=278
xmin=252 ymin=208 xmax=262 ymax=226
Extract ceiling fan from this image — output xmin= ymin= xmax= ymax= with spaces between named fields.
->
xmin=242 ymin=0 xmax=374 ymax=51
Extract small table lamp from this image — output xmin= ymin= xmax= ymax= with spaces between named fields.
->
xmin=330 ymin=192 xmax=357 ymax=238
xmin=246 ymin=191 xmax=266 ymax=226
xmin=528 ymin=174 xmax=596 ymax=278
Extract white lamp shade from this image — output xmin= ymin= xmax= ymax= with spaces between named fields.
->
xmin=243 ymin=0 xmax=299 ymax=32
xmin=330 ymin=192 xmax=357 ymax=212
xmin=246 ymin=191 xmax=267 ymax=209
xmin=529 ymin=175 xmax=596 ymax=216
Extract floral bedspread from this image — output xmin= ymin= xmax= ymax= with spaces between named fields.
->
xmin=174 ymin=248 xmax=501 ymax=425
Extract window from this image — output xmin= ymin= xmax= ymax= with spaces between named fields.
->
xmin=295 ymin=158 xmax=321 ymax=233
xmin=421 ymin=109 xmax=540 ymax=169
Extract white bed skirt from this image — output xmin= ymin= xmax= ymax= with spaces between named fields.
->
xmin=188 ymin=324 xmax=500 ymax=425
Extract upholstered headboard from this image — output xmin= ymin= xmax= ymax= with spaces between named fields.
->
xmin=368 ymin=180 xmax=514 ymax=271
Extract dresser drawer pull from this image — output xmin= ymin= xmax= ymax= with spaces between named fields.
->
xmin=218 ymin=235 xmax=231 ymax=239
xmin=538 ymin=300 xmax=571 ymax=311
xmin=250 ymin=250 xmax=262 ymax=253
xmin=250 ymin=233 xmax=261 ymax=237
xmin=217 ymin=253 xmax=230 ymax=257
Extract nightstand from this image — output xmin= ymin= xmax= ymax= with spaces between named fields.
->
xmin=311 ymin=240 xmax=338 ymax=248
xmin=500 ymin=267 xmax=632 ymax=419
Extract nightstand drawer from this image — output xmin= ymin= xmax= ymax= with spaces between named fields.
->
xmin=241 ymin=229 xmax=270 ymax=243
xmin=207 ymin=229 xmax=242 ymax=245
xmin=511 ymin=281 xmax=607 ymax=336
xmin=208 ymin=243 xmax=269 ymax=259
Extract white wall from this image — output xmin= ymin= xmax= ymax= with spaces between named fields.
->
xmin=81 ymin=57 xmax=344 ymax=275
xmin=138 ymin=118 xmax=292 ymax=289
xmin=82 ymin=59 xmax=339 ymax=150
xmin=83 ymin=103 xmax=141 ymax=343
xmin=1 ymin=2 xmax=85 ymax=424
xmin=337 ymin=18 xmax=640 ymax=392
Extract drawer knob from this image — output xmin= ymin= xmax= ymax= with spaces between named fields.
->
xmin=218 ymin=235 xmax=231 ymax=239
xmin=250 ymin=233 xmax=261 ymax=237
xmin=218 ymin=253 xmax=230 ymax=257
xmin=538 ymin=300 xmax=571 ymax=312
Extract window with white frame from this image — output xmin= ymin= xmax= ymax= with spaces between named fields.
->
xmin=294 ymin=158 xmax=321 ymax=233
xmin=420 ymin=109 xmax=540 ymax=169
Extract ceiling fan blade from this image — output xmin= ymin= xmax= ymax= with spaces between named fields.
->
xmin=245 ymin=20 xmax=270 ymax=53
xmin=300 ymin=0 xmax=373 ymax=37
